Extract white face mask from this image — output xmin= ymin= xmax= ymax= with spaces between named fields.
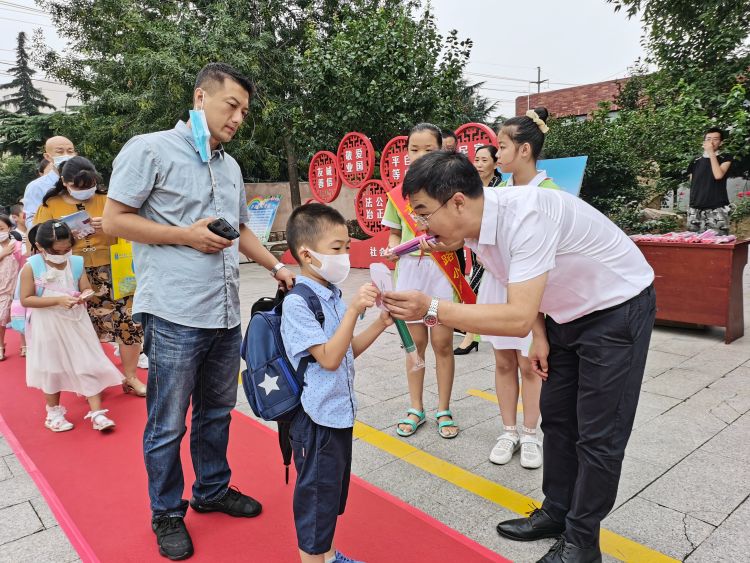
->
xmin=306 ymin=248 xmax=350 ymax=285
xmin=68 ymin=186 xmax=97 ymax=201
xmin=53 ymin=155 xmax=73 ymax=167
xmin=44 ymin=251 xmax=72 ymax=265
xmin=0 ymin=232 xmax=9 ymax=242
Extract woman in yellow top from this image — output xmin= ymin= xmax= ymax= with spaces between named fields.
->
xmin=35 ymin=156 xmax=146 ymax=396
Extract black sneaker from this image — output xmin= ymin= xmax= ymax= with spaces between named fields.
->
xmin=190 ymin=486 xmax=262 ymax=518
xmin=152 ymin=516 xmax=194 ymax=561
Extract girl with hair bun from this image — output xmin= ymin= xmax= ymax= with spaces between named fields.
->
xmin=484 ymin=107 xmax=559 ymax=471
xmin=35 ymin=156 xmax=147 ymax=397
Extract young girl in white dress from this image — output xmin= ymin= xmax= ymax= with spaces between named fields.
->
xmin=20 ymin=220 xmax=122 ymax=432
xmin=382 ymin=123 xmax=459 ymax=439
xmin=483 ymin=108 xmax=559 ymax=469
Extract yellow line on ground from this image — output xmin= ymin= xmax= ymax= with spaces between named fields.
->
xmin=353 ymin=420 xmax=679 ymax=563
xmin=467 ymin=388 xmax=523 ymax=412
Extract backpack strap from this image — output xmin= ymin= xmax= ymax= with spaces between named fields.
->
xmin=70 ymin=255 xmax=84 ymax=285
xmin=285 ymin=283 xmax=325 ymax=377
xmin=27 ymin=255 xmax=46 ymax=297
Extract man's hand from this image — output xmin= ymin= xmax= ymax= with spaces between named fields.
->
xmin=350 ymin=283 xmax=379 ymax=316
xmin=379 ymin=310 xmax=394 ymax=327
xmin=528 ymin=337 xmax=550 ymax=381
xmin=384 ymin=247 xmax=400 ymax=262
xmin=275 ymin=267 xmax=295 ymax=290
xmin=90 ymin=216 xmax=104 ymax=233
xmin=383 ymin=289 xmax=431 ymax=321
xmin=184 ymin=218 xmax=233 ymax=254
xmin=418 ymin=236 xmax=463 ymax=254
xmin=703 ymin=140 xmax=716 ymax=156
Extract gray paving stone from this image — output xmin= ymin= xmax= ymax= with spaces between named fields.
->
xmin=0 ymin=460 xmax=10 ymax=483
xmin=28 ymin=499 xmax=58 ymax=530
xmin=699 ymin=412 xmax=750 ymax=463
xmin=0 ymin=474 xmax=41 ymax=510
xmin=632 ymin=391 xmax=681 ymax=429
xmin=0 ymin=439 xmax=11 ymax=458
xmin=3 ymin=455 xmax=25 ymax=478
xmin=640 ymin=449 xmax=750 ymax=526
xmin=686 ymin=498 xmax=750 ymax=562
xmin=361 ymin=458 xmax=443 ymax=505
xmin=641 ymin=368 xmax=722 ymax=400
xmin=612 ymin=456 xmax=665 ymax=510
xmin=0 ymin=502 xmax=44 ymax=545
xmin=0 ymin=526 xmax=77 ymax=563
xmin=350 ymin=439 xmax=398 ymax=477
xmin=644 ymin=349 xmax=692 ymax=379
xmin=706 ymin=366 xmax=750 ymax=415
xmin=604 ymin=497 xmax=714 ymax=561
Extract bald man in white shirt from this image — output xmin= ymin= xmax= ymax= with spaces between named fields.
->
xmin=384 ymin=151 xmax=655 ymax=563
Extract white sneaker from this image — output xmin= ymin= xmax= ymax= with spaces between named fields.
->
xmin=84 ymin=409 xmax=116 ymax=431
xmin=137 ymin=353 xmax=149 ymax=369
xmin=489 ymin=432 xmax=520 ymax=465
xmin=520 ymin=434 xmax=543 ymax=469
xmin=44 ymin=405 xmax=74 ymax=432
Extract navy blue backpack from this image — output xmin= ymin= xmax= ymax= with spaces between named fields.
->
xmin=241 ymin=286 xmax=324 ymax=482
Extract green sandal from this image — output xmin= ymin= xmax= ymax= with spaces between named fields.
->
xmin=396 ymin=408 xmax=426 ymax=437
xmin=436 ymin=410 xmax=459 ymax=439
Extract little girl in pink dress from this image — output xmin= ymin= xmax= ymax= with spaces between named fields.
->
xmin=0 ymin=215 xmax=26 ymax=361
xmin=20 ymin=220 xmax=122 ymax=432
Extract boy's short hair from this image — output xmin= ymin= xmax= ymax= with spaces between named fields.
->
xmin=287 ymin=203 xmax=347 ymax=262
xmin=705 ymin=126 xmax=724 ymax=140
xmin=402 ymin=150 xmax=484 ymax=202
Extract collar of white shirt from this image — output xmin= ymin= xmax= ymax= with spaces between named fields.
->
xmin=477 ymin=187 xmax=500 ymax=246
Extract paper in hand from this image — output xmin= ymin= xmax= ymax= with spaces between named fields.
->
xmin=369 ymin=263 xmax=393 ymax=310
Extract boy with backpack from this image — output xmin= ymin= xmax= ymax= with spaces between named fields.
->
xmin=280 ymin=203 xmax=392 ymax=563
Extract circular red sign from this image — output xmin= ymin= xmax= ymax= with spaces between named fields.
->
xmin=337 ymin=132 xmax=375 ymax=189
xmin=355 ymin=180 xmax=389 ymax=236
xmin=308 ymin=151 xmax=342 ymax=203
xmin=380 ymin=135 xmax=410 ymax=191
xmin=454 ymin=123 xmax=498 ymax=163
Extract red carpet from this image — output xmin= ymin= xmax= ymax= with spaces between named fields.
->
xmin=0 ymin=331 xmax=508 ymax=563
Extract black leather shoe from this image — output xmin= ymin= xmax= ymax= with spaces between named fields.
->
xmin=537 ymin=538 xmax=602 ymax=562
xmin=152 ymin=516 xmax=194 ymax=561
xmin=496 ymin=508 xmax=565 ymax=541
xmin=190 ymin=486 xmax=262 ymax=518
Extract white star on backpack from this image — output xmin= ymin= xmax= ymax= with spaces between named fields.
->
xmin=258 ymin=373 xmax=280 ymax=396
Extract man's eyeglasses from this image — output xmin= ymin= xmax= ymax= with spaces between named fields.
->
xmin=410 ymin=199 xmax=448 ymax=231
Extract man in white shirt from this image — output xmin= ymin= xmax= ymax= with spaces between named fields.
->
xmin=384 ymin=151 xmax=656 ymax=563
xmin=22 ymin=136 xmax=77 ymax=228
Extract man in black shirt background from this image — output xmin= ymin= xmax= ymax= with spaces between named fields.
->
xmin=687 ymin=127 xmax=733 ymax=234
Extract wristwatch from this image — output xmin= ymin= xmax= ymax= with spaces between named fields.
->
xmin=270 ymin=263 xmax=287 ymax=278
xmin=423 ymin=297 xmax=440 ymax=327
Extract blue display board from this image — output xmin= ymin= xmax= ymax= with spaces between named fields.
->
xmin=501 ymin=156 xmax=588 ymax=197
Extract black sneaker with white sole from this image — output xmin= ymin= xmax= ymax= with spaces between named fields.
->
xmin=152 ymin=516 xmax=194 ymax=561
xmin=189 ymin=486 xmax=262 ymax=518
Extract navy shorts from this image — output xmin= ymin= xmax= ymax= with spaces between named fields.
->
xmin=290 ymin=408 xmax=353 ymax=555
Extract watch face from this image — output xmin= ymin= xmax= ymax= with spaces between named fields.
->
xmin=423 ymin=315 xmax=438 ymax=327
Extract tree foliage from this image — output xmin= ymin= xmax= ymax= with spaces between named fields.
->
xmin=0 ymin=156 xmax=37 ymax=207
xmin=0 ymin=32 xmax=55 ymax=115
xmin=31 ymin=0 xmax=490 ymax=207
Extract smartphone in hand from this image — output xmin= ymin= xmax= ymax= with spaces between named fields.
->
xmin=208 ymin=218 xmax=240 ymax=240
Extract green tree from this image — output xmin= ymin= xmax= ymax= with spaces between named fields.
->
xmin=35 ymin=0 xmax=486 ymax=206
xmin=0 ymin=156 xmax=37 ymax=207
xmin=0 ymin=32 xmax=55 ymax=115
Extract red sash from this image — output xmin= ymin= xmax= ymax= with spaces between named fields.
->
xmin=387 ymin=187 xmax=476 ymax=304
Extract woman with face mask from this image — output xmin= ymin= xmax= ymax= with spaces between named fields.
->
xmin=35 ymin=157 xmax=147 ymax=397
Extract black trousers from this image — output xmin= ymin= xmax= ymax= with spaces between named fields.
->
xmin=540 ymin=285 xmax=656 ymax=548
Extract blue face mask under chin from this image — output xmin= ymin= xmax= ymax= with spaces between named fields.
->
xmin=189 ymin=91 xmax=212 ymax=163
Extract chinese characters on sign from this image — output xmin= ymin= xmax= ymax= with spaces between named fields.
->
xmin=355 ymin=180 xmax=389 ymax=236
xmin=380 ymin=135 xmax=410 ymax=191
xmin=247 ymin=195 xmax=282 ymax=244
xmin=337 ymin=132 xmax=375 ymax=189
xmin=454 ymin=123 xmax=498 ymax=163
xmin=308 ymin=151 xmax=342 ymax=204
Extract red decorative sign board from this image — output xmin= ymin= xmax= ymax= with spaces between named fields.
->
xmin=337 ymin=132 xmax=375 ymax=189
xmin=455 ymin=123 xmax=498 ymax=162
xmin=308 ymin=151 xmax=342 ymax=203
xmin=355 ymin=179 xmax=388 ymax=237
xmin=380 ymin=135 xmax=410 ymax=191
